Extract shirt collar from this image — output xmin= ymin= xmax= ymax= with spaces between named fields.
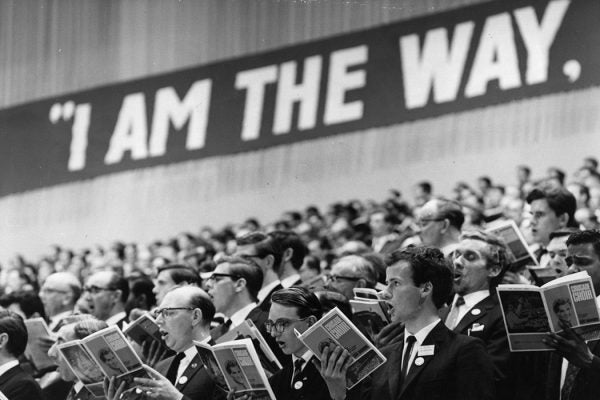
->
xmin=404 ymin=318 xmax=441 ymax=347
xmin=105 ymin=311 xmax=127 ymax=326
xmin=73 ymin=381 xmax=84 ymax=392
xmin=292 ymin=350 xmax=314 ymax=371
xmin=0 ymin=360 xmax=19 ymax=377
xmin=257 ymin=280 xmax=281 ymax=302
xmin=280 ymin=274 xmax=301 ymax=288
xmin=230 ymin=303 xmax=258 ymax=327
xmin=183 ymin=345 xmax=198 ymax=361
xmin=456 ymin=290 xmax=489 ymax=309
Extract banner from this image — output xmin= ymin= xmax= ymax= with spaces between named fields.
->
xmin=0 ymin=0 xmax=597 ymax=197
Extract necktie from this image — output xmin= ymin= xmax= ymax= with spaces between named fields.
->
xmin=211 ymin=319 xmax=232 ymax=340
xmin=401 ymin=336 xmax=417 ymax=378
xmin=561 ymin=362 xmax=580 ymax=400
xmin=291 ymin=358 xmax=305 ymax=388
xmin=445 ymin=296 xmax=465 ymax=330
xmin=166 ymin=352 xmax=185 ymax=384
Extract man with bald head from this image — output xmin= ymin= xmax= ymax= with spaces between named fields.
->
xmin=39 ymin=272 xmax=82 ymax=332
xmin=81 ymin=271 xmax=129 ymax=329
xmin=132 ymin=286 xmax=224 ymax=400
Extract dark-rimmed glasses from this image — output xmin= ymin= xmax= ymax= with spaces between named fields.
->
xmin=326 ymin=274 xmax=361 ymax=283
xmin=264 ymin=317 xmax=310 ymax=334
xmin=153 ymin=307 xmax=195 ymax=319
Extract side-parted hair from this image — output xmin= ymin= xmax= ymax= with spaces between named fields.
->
xmin=0 ymin=310 xmax=27 ymax=357
xmin=157 ymin=264 xmax=200 ymax=286
xmin=526 ymin=187 xmax=577 ymax=227
xmin=236 ymin=232 xmax=284 ymax=274
xmin=188 ymin=289 xmax=216 ymax=326
xmin=268 ymin=231 xmax=308 ymax=271
xmin=434 ymin=199 xmax=465 ymax=230
xmin=385 ymin=247 xmax=452 ymax=309
xmin=271 ymin=287 xmax=322 ymax=320
xmin=566 ymin=230 xmax=600 ymax=258
xmin=217 ymin=256 xmax=263 ymax=301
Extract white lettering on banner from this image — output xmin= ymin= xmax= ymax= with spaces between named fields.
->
xmin=236 ymin=65 xmax=279 ymax=141
xmin=324 ymin=45 xmax=368 ymax=125
xmin=514 ymin=0 xmax=570 ymax=85
xmin=465 ymin=12 xmax=521 ymax=97
xmin=149 ymin=80 xmax=212 ymax=157
xmin=68 ymin=104 xmax=92 ymax=171
xmin=400 ymin=22 xmax=475 ymax=109
xmin=105 ymin=93 xmax=149 ymax=164
xmin=273 ymin=56 xmax=322 ymax=135
xmin=401 ymin=0 xmax=572 ymax=107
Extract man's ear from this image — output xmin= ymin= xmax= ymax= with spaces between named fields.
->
xmin=113 ymin=289 xmax=123 ymax=305
xmin=283 ymin=248 xmax=294 ymax=264
xmin=234 ymin=278 xmax=247 ymax=293
xmin=306 ymin=315 xmax=317 ymax=327
xmin=191 ymin=308 xmax=203 ymax=326
xmin=488 ymin=265 xmax=501 ymax=278
xmin=0 ymin=332 xmax=9 ymax=350
xmin=440 ymin=219 xmax=450 ymax=234
xmin=356 ymin=279 xmax=367 ymax=289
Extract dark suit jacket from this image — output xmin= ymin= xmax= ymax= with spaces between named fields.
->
xmin=0 ymin=364 xmax=44 ymax=400
xmin=156 ymin=353 xmax=224 ymax=400
xmin=257 ymin=283 xmax=283 ymax=313
xmin=269 ymin=356 xmax=332 ymax=400
xmin=545 ymin=339 xmax=600 ymax=400
xmin=449 ymin=295 xmax=511 ymax=395
xmin=369 ymin=321 xmax=495 ymax=400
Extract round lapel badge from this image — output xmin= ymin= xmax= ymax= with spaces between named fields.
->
xmin=178 ymin=376 xmax=188 ymax=385
xmin=471 ymin=308 xmax=481 ymax=316
xmin=190 ymin=362 xmax=198 ymax=369
xmin=414 ymin=357 xmax=424 ymax=366
xmin=294 ymin=381 xmax=303 ymax=390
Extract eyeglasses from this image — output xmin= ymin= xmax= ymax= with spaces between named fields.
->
xmin=153 ymin=307 xmax=195 ymax=319
xmin=207 ymin=273 xmax=241 ymax=283
xmin=326 ymin=274 xmax=361 ymax=283
xmin=264 ymin=317 xmax=310 ymax=334
xmin=83 ymin=285 xmax=117 ymax=294
xmin=565 ymin=256 xmax=595 ymax=267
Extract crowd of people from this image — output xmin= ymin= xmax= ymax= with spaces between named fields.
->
xmin=0 ymin=156 xmax=598 ymax=400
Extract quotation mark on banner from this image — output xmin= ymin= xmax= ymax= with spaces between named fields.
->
xmin=48 ymin=101 xmax=92 ymax=171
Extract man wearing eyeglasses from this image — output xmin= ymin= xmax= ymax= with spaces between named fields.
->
xmin=326 ymin=255 xmax=377 ymax=300
xmin=129 ymin=286 xmax=224 ymax=400
xmin=266 ymin=287 xmax=338 ymax=400
xmin=415 ymin=199 xmax=464 ymax=258
xmin=39 ymin=272 xmax=82 ymax=332
xmin=543 ymin=230 xmax=600 ymax=400
xmin=81 ymin=271 xmax=129 ymax=329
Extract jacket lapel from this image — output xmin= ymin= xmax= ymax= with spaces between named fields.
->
xmin=174 ymin=354 xmax=203 ymax=390
xmin=453 ymin=295 xmax=494 ymax=334
xmin=397 ymin=321 xmax=448 ymax=399
xmin=386 ymin=337 xmax=404 ymax=400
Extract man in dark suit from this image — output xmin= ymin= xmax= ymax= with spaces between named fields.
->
xmin=81 ymin=271 xmax=129 ymax=329
xmin=266 ymin=287 xmax=338 ymax=400
xmin=235 ymin=232 xmax=284 ymax=312
xmin=320 ymin=247 xmax=495 ymax=400
xmin=206 ymin=257 xmax=289 ymax=366
xmin=543 ymin=230 xmax=600 ymax=400
xmin=130 ymin=286 xmax=224 ymax=400
xmin=0 ymin=310 xmax=43 ymax=400
xmin=446 ymin=230 xmax=511 ymax=398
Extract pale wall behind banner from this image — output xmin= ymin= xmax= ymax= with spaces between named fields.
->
xmin=0 ymin=0 xmax=597 ymax=259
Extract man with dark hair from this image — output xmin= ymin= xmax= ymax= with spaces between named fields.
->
xmin=413 ymin=181 xmax=432 ymax=207
xmin=543 ymin=230 xmax=600 ymax=400
xmin=0 ymin=310 xmax=43 ymax=400
xmin=131 ymin=286 xmax=224 ymax=400
xmin=447 ymin=230 xmax=512 ymax=399
xmin=81 ymin=271 xmax=129 ymax=329
xmin=539 ymin=228 xmax=580 ymax=277
xmin=321 ymin=246 xmax=495 ymax=400
xmin=526 ymin=187 xmax=577 ymax=258
xmin=369 ymin=209 xmax=403 ymax=254
xmin=125 ymin=275 xmax=157 ymax=320
xmin=153 ymin=264 xmax=200 ymax=304
xmin=266 ymin=287 xmax=333 ymax=400
xmin=416 ymin=199 xmax=464 ymax=257
xmin=269 ymin=231 xmax=308 ymax=288
xmin=235 ymin=232 xmax=284 ymax=312
xmin=206 ymin=257 xmax=277 ymax=349
xmin=0 ymin=290 xmax=47 ymax=320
